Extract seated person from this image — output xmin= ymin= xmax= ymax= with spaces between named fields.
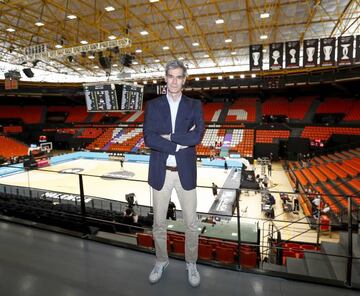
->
xmin=123 ymin=208 xmax=138 ymax=225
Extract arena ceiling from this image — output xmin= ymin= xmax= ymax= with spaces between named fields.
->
xmin=0 ymin=0 xmax=359 ymax=82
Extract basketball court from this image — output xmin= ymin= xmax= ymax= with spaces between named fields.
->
xmin=0 ymin=156 xmax=339 ymax=243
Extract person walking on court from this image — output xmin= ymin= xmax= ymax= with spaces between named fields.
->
xmin=268 ymin=162 xmax=272 ymax=176
xmin=224 ymin=160 xmax=228 ymax=171
xmin=212 ymin=182 xmax=219 ymax=201
xmin=143 ymin=59 xmax=205 ymax=287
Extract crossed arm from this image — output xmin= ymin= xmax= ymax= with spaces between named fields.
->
xmin=143 ymin=100 xmax=204 ymax=154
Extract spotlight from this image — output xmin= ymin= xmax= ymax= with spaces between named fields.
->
xmin=23 ymin=68 xmax=34 ymax=78
xmin=120 ymin=54 xmax=134 ymax=67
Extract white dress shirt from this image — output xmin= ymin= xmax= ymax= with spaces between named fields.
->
xmin=166 ymin=94 xmax=181 ymax=167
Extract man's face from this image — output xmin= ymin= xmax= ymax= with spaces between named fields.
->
xmin=165 ymin=67 xmax=186 ymax=95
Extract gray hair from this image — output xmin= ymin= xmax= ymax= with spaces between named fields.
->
xmin=165 ymin=60 xmax=187 ymax=77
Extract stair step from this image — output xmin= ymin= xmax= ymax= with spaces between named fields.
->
xmin=339 ymin=232 xmax=360 ymax=258
xmin=304 ymin=252 xmax=337 ymax=280
xmin=322 ymin=242 xmax=349 ymax=281
xmin=262 ymin=262 xmax=286 ymax=272
xmin=286 ymin=258 xmax=308 ymax=276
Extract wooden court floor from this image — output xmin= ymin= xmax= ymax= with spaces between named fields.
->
xmin=0 ymin=159 xmax=338 ymax=243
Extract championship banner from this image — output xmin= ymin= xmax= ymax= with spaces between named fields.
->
xmin=338 ymin=35 xmax=354 ymax=66
xmin=303 ymin=39 xmax=319 ymax=67
xmin=269 ymin=43 xmax=283 ymax=70
xmin=355 ymin=35 xmax=360 ymax=64
xmin=249 ymin=44 xmax=263 ymax=71
xmin=285 ymin=41 xmax=300 ymax=68
xmin=320 ymin=37 xmax=336 ymax=66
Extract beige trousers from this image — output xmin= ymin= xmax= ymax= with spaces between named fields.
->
xmin=152 ymin=170 xmax=198 ymax=263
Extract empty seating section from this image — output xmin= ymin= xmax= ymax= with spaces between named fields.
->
xmin=301 ymin=126 xmax=360 ymax=141
xmin=108 ymin=127 xmax=143 ymax=152
xmin=0 ymin=135 xmax=28 ymax=158
xmin=316 ymin=98 xmax=353 ymax=114
xmin=231 ymin=129 xmax=254 ymax=157
xmin=262 ymin=97 xmax=288 ymax=116
xmin=279 ymin=242 xmax=320 ymax=265
xmin=77 ymin=128 xmax=104 ymax=139
xmin=65 ymin=106 xmax=89 ymax=123
xmin=202 ymin=103 xmax=224 ymax=122
xmin=0 ymin=106 xmax=43 ymax=124
xmin=197 ymin=128 xmax=226 ymax=156
xmin=142 ymin=232 xmax=259 ymax=267
xmin=344 ymin=100 xmax=360 ymax=121
xmin=3 ymin=126 xmax=23 ymax=133
xmin=288 ymin=96 xmax=314 ymax=120
xmin=87 ymin=128 xmax=114 ymax=150
xmin=290 ymin=148 xmax=360 ymax=218
xmin=256 ymin=130 xmax=290 ymax=143
xmin=196 ymin=128 xmax=254 ymax=157
xmin=226 ymin=98 xmax=257 ymax=122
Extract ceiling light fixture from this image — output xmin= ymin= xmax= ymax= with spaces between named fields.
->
xmin=135 ymin=49 xmax=142 ymax=53
xmin=215 ymin=18 xmax=224 ymax=24
xmin=163 ymin=46 xmax=169 ymax=50
xmin=35 ymin=21 xmax=44 ymax=27
xmin=80 ymin=40 xmax=88 ymax=44
xmin=240 ymin=74 xmax=245 ymax=79
xmin=175 ymin=24 xmax=184 ymax=30
xmin=260 ymin=12 xmax=270 ymax=19
xmin=105 ymin=6 xmax=115 ymax=11
xmin=108 ymin=35 xmax=116 ymax=40
xmin=6 ymin=28 xmax=15 ymax=32
xmin=55 ymin=44 xmax=63 ymax=49
xmin=251 ymin=73 xmax=256 ymax=78
xmin=225 ymin=38 xmax=232 ymax=43
xmin=192 ymin=42 xmax=199 ymax=46
xmin=140 ymin=30 xmax=149 ymax=35
xmin=203 ymin=54 xmax=209 ymax=58
xmin=67 ymin=15 xmax=77 ymax=19
xmin=260 ymin=35 xmax=268 ymax=40
xmin=231 ymin=51 xmax=236 ymax=55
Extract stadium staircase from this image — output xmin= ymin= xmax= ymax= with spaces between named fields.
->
xmin=217 ymin=102 xmax=231 ymax=123
xmin=263 ymin=231 xmax=360 ymax=287
xmin=303 ymin=99 xmax=321 ymax=123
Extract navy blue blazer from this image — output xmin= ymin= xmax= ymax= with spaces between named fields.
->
xmin=143 ymin=95 xmax=205 ymax=191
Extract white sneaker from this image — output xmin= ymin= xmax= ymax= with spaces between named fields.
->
xmin=186 ymin=262 xmax=200 ymax=287
xmin=149 ymin=261 xmax=169 ymax=284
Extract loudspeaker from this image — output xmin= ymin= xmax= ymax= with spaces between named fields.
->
xmin=99 ymin=56 xmax=111 ymax=69
xmin=120 ymin=54 xmax=133 ymax=67
xmin=23 ymin=68 xmax=34 ymax=78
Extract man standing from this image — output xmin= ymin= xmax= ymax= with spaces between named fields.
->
xmin=212 ymin=182 xmax=219 ymax=200
xmin=143 ymin=60 xmax=204 ymax=287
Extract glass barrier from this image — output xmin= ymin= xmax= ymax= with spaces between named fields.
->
xmin=0 ymin=161 xmax=359 ymax=289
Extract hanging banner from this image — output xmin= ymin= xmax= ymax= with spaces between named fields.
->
xmin=249 ymin=44 xmax=263 ymax=71
xmin=355 ymin=35 xmax=360 ymax=64
xmin=269 ymin=42 xmax=283 ymax=70
xmin=320 ymin=37 xmax=336 ymax=66
xmin=337 ymin=36 xmax=354 ymax=66
xmin=303 ymin=39 xmax=319 ymax=67
xmin=285 ymin=41 xmax=300 ymax=68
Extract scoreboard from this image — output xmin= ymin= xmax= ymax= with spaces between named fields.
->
xmin=83 ymin=81 xmax=143 ymax=112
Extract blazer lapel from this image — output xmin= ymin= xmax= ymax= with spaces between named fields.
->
xmin=160 ymin=95 xmax=172 ymax=133
xmin=175 ymin=95 xmax=189 ymax=132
